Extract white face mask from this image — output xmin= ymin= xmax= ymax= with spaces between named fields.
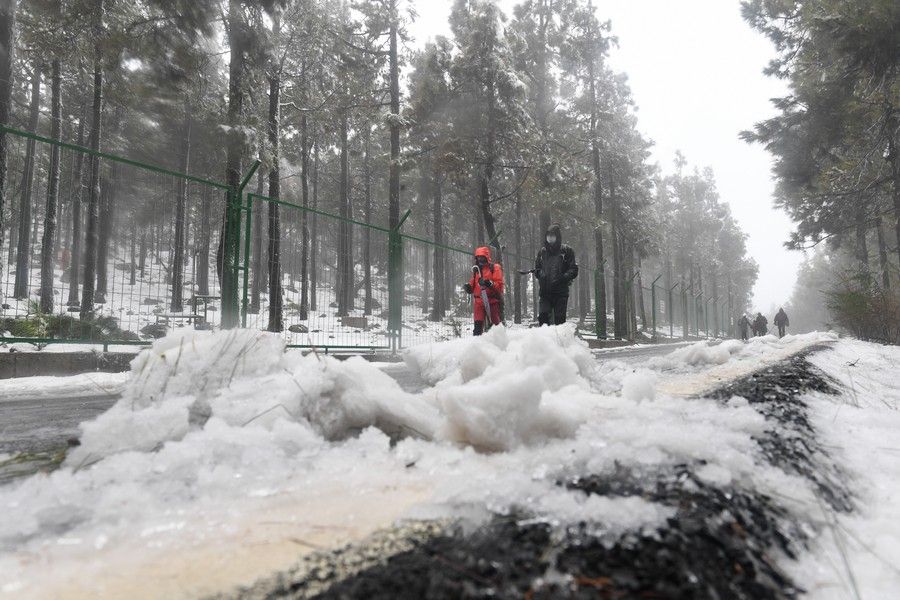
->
xmin=546 ymin=235 xmax=557 ymax=244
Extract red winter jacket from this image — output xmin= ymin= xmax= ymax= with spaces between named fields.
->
xmin=468 ymin=246 xmax=504 ymax=306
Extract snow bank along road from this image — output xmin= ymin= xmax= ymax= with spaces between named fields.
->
xmin=1 ymin=327 xmax=897 ymax=599
xmin=0 ymin=341 xmax=688 ymax=457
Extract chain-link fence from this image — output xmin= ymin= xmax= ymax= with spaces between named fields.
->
xmin=1 ymin=124 xmax=737 ymax=351
xmin=1 ymin=125 xmax=237 ymax=348
xmin=244 ymin=193 xmax=483 ymax=349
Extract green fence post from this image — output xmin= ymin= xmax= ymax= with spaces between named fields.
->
xmin=221 ymin=161 xmax=260 ymax=329
xmin=221 ymin=188 xmax=240 ymax=329
xmin=388 ymin=209 xmax=411 ymax=350
xmin=241 ymin=192 xmax=256 ymax=328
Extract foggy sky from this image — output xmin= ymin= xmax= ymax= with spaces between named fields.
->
xmin=408 ymin=0 xmax=801 ymax=313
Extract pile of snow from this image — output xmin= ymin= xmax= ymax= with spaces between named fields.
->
xmin=405 ymin=325 xmax=599 ymax=450
xmin=69 ymin=326 xmax=603 ymax=467
xmin=646 ymin=332 xmax=838 ymax=371
xmin=68 ymin=329 xmax=441 ymax=467
xmin=0 ymin=325 xmax=827 ymax=597
xmin=404 ymin=324 xmax=596 ymax=387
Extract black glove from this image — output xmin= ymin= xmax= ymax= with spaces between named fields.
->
xmin=482 ymin=279 xmax=493 ymax=288
xmin=463 ymin=283 xmax=473 ymax=294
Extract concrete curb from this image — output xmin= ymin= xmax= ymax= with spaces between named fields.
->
xmin=0 ymin=352 xmax=137 ymax=379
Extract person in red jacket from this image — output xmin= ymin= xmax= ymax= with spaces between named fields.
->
xmin=463 ymin=246 xmax=504 ymax=335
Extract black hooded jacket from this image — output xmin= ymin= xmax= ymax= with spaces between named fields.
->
xmin=534 ymin=224 xmax=578 ymax=298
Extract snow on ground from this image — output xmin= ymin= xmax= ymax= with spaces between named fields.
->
xmin=649 ymin=332 xmax=839 ymax=396
xmin=0 ymin=343 xmax=144 ymax=353
xmin=0 ymin=326 xmax=843 ymax=598
xmin=0 ymin=372 xmax=130 ymax=403
xmin=786 ymin=339 xmax=900 ymax=599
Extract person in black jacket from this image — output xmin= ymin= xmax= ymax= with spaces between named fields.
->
xmin=738 ymin=314 xmax=750 ymax=341
xmin=773 ymin=308 xmax=790 ymax=338
xmin=534 ymin=224 xmax=578 ymax=326
xmin=753 ymin=312 xmax=768 ymax=337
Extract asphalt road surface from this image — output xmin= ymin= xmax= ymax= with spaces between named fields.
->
xmin=0 ymin=395 xmax=118 ymax=456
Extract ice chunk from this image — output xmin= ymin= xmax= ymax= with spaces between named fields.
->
xmin=621 ymin=370 xmax=657 ymax=402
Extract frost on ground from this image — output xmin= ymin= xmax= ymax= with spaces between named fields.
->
xmin=0 ymin=326 xmax=849 ymax=598
xmin=787 ymin=340 xmax=900 ymax=599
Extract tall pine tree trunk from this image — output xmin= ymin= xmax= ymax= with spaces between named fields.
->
xmin=711 ymin=268 xmax=720 ymax=336
xmin=635 ymin=251 xmax=647 ymax=332
xmin=66 ymin=96 xmax=86 ymax=307
xmin=129 ymin=220 xmax=136 ymax=285
xmin=310 ymin=141 xmax=318 ymax=312
xmin=875 ymin=215 xmax=890 ymax=290
xmin=80 ymin=2 xmax=104 ymax=319
xmin=219 ymin=0 xmax=247 ymax=327
xmin=429 ymin=166 xmax=444 ymax=321
xmin=590 ymin=79 xmax=606 ymax=338
xmin=96 ymin=107 xmax=123 ymax=303
xmin=266 ymin=16 xmax=282 ymax=332
xmin=298 ymin=115 xmax=309 ymax=319
xmin=576 ymin=230 xmax=591 ymax=326
xmin=171 ymin=97 xmax=191 ymax=311
xmin=95 ymin=158 xmax=118 ymax=303
xmin=363 ymin=125 xmax=373 ymax=315
xmin=609 ymin=169 xmax=626 ymax=339
xmin=250 ymin=154 xmax=263 ymax=312
xmin=337 ymin=109 xmax=350 ymax=317
xmin=887 ymin=119 xmax=900 ymax=269
xmin=513 ymin=192 xmax=522 ymax=324
xmin=387 ymin=0 xmax=400 ymax=230
xmin=0 ymin=0 xmax=15 ymax=292
xmin=531 ymin=217 xmax=539 ymax=319
xmin=855 ymin=204 xmax=869 ymax=278
xmin=13 ymin=65 xmax=40 ymax=300
xmin=40 ymin=52 xmax=62 ymax=313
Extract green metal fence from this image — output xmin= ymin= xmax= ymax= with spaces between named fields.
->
xmin=244 ymin=193 xmax=480 ymax=350
xmin=0 ymin=124 xmax=245 ymax=348
xmin=1 ymin=124 xmax=736 ymax=351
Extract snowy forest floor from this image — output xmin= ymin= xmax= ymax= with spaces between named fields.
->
xmin=0 ymin=328 xmax=898 ymax=599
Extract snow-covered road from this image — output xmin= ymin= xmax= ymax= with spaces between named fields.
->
xmin=2 ymin=327 xmax=896 ymax=599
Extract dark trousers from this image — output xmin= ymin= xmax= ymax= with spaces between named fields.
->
xmin=538 ymin=295 xmax=569 ymax=326
xmin=740 ymin=327 xmax=749 ymax=341
xmin=777 ymin=324 xmax=786 ymax=337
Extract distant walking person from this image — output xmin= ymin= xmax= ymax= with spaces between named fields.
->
xmin=774 ymin=308 xmax=790 ymax=338
xmin=753 ymin=312 xmax=768 ymax=337
xmin=463 ymin=246 xmax=504 ymax=336
xmin=738 ymin=314 xmax=750 ymax=341
xmin=534 ymin=224 xmax=578 ymax=326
